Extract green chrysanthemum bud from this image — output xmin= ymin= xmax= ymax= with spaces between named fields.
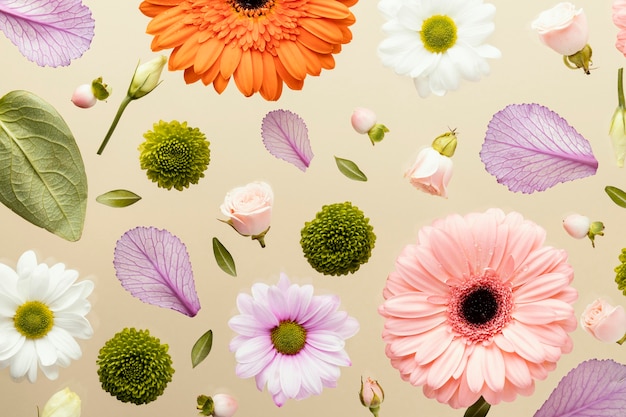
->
xmin=96 ymin=328 xmax=174 ymax=405
xmin=615 ymin=248 xmax=626 ymax=296
xmin=300 ymin=202 xmax=376 ymax=276
xmin=139 ymin=120 xmax=211 ymax=191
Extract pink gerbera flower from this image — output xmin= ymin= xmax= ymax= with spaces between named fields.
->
xmin=613 ymin=0 xmax=626 ymax=55
xmin=379 ymin=209 xmax=578 ymax=408
xmin=228 ymin=273 xmax=359 ymax=406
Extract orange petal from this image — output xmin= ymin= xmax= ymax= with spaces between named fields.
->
xmin=219 ymin=44 xmax=243 ymax=79
xmin=193 ymin=38 xmax=225 ymax=74
xmin=139 ymin=3 xmax=171 ymax=17
xmin=184 ymin=67 xmax=202 ymax=84
xmin=298 ymin=17 xmax=344 ymax=44
xmin=213 ymin=74 xmax=231 ymax=94
xmin=152 ymin=23 xmax=198 ymax=49
xmin=233 ymin=50 xmax=254 ymax=97
xmin=169 ymin=31 xmax=202 ymax=70
xmin=306 ymin=0 xmax=351 ymax=19
xmin=146 ymin=7 xmax=185 ymax=34
xmin=296 ymin=42 xmax=322 ymax=76
xmin=337 ymin=0 xmax=358 ymax=7
xmin=274 ymin=57 xmax=304 ymax=90
xmin=201 ymin=60 xmax=222 ymax=86
xmin=260 ymin=52 xmax=280 ymax=100
xmin=276 ymin=41 xmax=307 ymax=80
xmin=250 ymin=49 xmax=265 ymax=93
xmin=297 ymin=28 xmax=334 ymax=54
xmin=319 ymin=53 xmax=335 ymax=70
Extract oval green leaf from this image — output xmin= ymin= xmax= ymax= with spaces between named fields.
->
xmin=212 ymin=237 xmax=237 ymax=276
xmin=0 ymin=90 xmax=87 ymax=241
xmin=464 ymin=396 xmax=491 ymax=417
xmin=191 ymin=329 xmax=213 ymax=368
xmin=334 ymin=156 xmax=367 ymax=181
xmin=605 ymin=185 xmax=626 ymax=208
xmin=96 ymin=189 xmax=142 ymax=207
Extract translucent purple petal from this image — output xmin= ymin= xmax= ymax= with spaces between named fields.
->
xmin=261 ymin=109 xmax=314 ymax=172
xmin=113 ymin=226 xmax=201 ymax=317
xmin=480 ymin=103 xmax=598 ymax=193
xmin=0 ymin=0 xmax=94 ymax=67
xmin=534 ymin=359 xmax=626 ymax=417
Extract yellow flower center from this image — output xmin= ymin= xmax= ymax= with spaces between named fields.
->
xmin=14 ymin=300 xmax=54 ymax=339
xmin=420 ymin=15 xmax=458 ymax=54
xmin=270 ymin=320 xmax=307 ymax=355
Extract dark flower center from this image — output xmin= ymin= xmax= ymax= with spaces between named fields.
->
xmin=234 ymin=0 xmax=269 ymax=8
xmin=460 ymin=287 xmax=498 ymax=325
xmin=271 ymin=320 xmax=307 ymax=355
xmin=230 ymin=0 xmax=275 ymax=15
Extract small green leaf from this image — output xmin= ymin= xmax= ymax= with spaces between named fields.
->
xmin=0 ymin=90 xmax=87 ymax=241
xmin=96 ymin=189 xmax=142 ymax=207
xmin=605 ymin=185 xmax=626 ymax=208
xmin=334 ymin=156 xmax=367 ymax=181
xmin=464 ymin=396 xmax=490 ymax=417
xmin=212 ymin=237 xmax=237 ymax=276
xmin=191 ymin=329 xmax=213 ymax=368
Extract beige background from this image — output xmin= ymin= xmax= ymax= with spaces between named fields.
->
xmin=1 ymin=0 xmax=626 ymax=416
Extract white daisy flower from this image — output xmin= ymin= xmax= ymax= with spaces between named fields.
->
xmin=378 ymin=0 xmax=501 ymax=97
xmin=0 ymin=251 xmax=94 ymax=382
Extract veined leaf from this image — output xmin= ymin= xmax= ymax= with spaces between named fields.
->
xmin=335 ymin=156 xmax=367 ymax=181
xmin=464 ymin=397 xmax=491 ymax=417
xmin=96 ymin=189 xmax=142 ymax=208
xmin=0 ymin=90 xmax=87 ymax=241
xmin=261 ymin=109 xmax=313 ymax=171
xmin=191 ymin=329 xmax=213 ymax=368
xmin=212 ymin=237 xmax=236 ymax=277
xmin=605 ymin=186 xmax=626 ymax=208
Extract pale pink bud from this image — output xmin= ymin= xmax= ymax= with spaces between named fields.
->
xmin=71 ymin=84 xmax=97 ymax=109
xmin=351 ymin=108 xmax=377 ymax=134
xmin=212 ymin=394 xmax=238 ymax=417
xmin=562 ymin=214 xmax=590 ymax=239
xmin=405 ymin=147 xmax=453 ymax=198
xmin=581 ymin=298 xmax=626 ymax=343
xmin=359 ymin=377 xmax=384 ymax=409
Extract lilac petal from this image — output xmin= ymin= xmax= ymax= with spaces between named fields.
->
xmin=0 ymin=0 xmax=94 ymax=67
xmin=113 ymin=226 xmax=201 ymax=317
xmin=480 ymin=103 xmax=598 ymax=193
xmin=261 ymin=109 xmax=314 ymax=172
xmin=534 ymin=359 xmax=626 ymax=417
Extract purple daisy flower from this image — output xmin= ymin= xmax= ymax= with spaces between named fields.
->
xmin=228 ymin=273 xmax=359 ymax=406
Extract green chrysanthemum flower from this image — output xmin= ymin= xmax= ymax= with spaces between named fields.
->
xmin=139 ymin=120 xmax=210 ymax=191
xmin=97 ymin=328 xmax=174 ymax=405
xmin=300 ymin=201 xmax=376 ymax=276
xmin=615 ymin=248 xmax=626 ymax=296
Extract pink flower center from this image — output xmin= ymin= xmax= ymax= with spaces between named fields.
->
xmin=448 ymin=270 xmax=513 ymax=343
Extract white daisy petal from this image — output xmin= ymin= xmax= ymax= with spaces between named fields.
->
xmin=279 ymin=356 xmax=302 ymax=398
xmin=35 ymin=337 xmax=57 ymax=366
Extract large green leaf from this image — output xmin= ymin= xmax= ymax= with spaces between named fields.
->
xmin=0 ymin=90 xmax=87 ymax=241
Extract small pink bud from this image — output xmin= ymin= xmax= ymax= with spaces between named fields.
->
xmin=351 ymin=108 xmax=377 ymax=134
xmin=71 ymin=84 xmax=97 ymax=108
xmin=212 ymin=394 xmax=238 ymax=417
xmin=562 ymin=214 xmax=590 ymax=239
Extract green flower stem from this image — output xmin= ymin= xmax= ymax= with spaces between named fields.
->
xmin=369 ymin=406 xmax=380 ymax=417
xmin=618 ymin=68 xmax=625 ymax=109
xmin=97 ymin=95 xmax=133 ymax=155
xmin=617 ymin=333 xmax=626 ymax=345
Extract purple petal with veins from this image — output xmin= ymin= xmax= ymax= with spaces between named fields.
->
xmin=261 ymin=109 xmax=314 ymax=172
xmin=114 ymin=226 xmax=201 ymax=317
xmin=0 ymin=0 xmax=94 ymax=67
xmin=480 ymin=103 xmax=598 ymax=193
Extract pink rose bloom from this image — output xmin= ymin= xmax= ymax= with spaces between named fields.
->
xmin=613 ymin=0 xmax=626 ymax=56
xmin=581 ymin=298 xmax=626 ymax=343
xmin=220 ymin=181 xmax=273 ymax=237
xmin=531 ymin=3 xmax=588 ymax=56
xmin=212 ymin=394 xmax=238 ymax=417
xmin=405 ymin=147 xmax=453 ymax=198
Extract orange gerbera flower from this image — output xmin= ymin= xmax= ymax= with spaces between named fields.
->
xmin=139 ymin=0 xmax=358 ymax=101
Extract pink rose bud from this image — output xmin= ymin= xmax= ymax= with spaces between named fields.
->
xmin=531 ymin=2 xmax=589 ymax=56
xmin=359 ymin=377 xmax=384 ymax=410
xmin=562 ymin=214 xmax=590 ymax=239
xmin=220 ymin=181 xmax=273 ymax=247
xmin=71 ymin=84 xmax=97 ymax=108
xmin=351 ymin=108 xmax=377 ymax=134
xmin=212 ymin=394 xmax=238 ymax=417
xmin=405 ymin=147 xmax=453 ymax=198
xmin=581 ymin=298 xmax=626 ymax=343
